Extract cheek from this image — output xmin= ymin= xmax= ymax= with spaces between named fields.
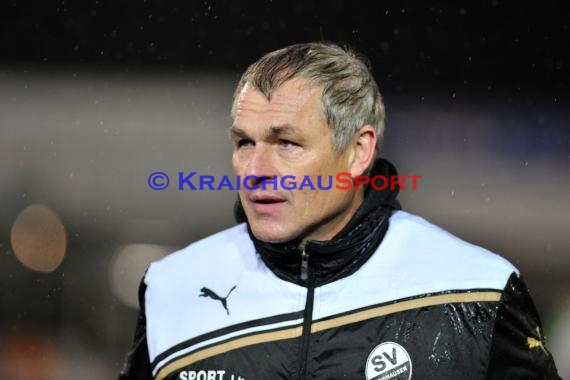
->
xmin=232 ymin=155 xmax=243 ymax=174
xmin=295 ymin=188 xmax=341 ymax=216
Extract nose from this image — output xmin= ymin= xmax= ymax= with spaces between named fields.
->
xmin=244 ymin=145 xmax=277 ymax=188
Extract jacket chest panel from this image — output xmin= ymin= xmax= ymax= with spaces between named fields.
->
xmin=160 ymin=302 xmax=497 ymax=380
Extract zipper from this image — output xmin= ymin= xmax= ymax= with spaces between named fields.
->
xmin=301 ymin=248 xmax=309 ymax=281
xmin=298 ymin=248 xmax=315 ymax=380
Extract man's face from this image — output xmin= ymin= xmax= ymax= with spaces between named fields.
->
xmin=231 ymin=77 xmax=362 ymax=244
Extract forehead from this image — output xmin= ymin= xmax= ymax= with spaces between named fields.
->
xmin=232 ymin=78 xmax=325 ymax=128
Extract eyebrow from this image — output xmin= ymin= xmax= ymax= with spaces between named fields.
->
xmin=228 ymin=126 xmax=248 ymax=139
xmin=268 ymin=124 xmax=296 ymax=136
xmin=229 ymin=124 xmax=298 ymax=139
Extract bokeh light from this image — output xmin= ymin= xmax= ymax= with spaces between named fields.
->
xmin=549 ymin=302 xmax=570 ymax=378
xmin=10 ymin=204 xmax=67 ymax=273
xmin=0 ymin=327 xmax=62 ymax=380
xmin=110 ymin=244 xmax=168 ymax=309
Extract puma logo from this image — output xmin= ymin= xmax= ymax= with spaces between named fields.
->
xmin=527 ymin=326 xmax=547 ymax=353
xmin=199 ymin=286 xmax=237 ymax=315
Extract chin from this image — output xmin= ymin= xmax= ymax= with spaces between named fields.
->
xmin=249 ymin=223 xmax=296 ymax=244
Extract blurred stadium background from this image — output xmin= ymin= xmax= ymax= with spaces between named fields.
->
xmin=0 ymin=2 xmax=569 ymax=379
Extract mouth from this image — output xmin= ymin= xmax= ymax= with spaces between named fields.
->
xmin=248 ymin=194 xmax=287 ymax=213
xmin=250 ymin=194 xmax=286 ymax=203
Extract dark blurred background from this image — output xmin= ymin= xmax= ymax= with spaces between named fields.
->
xmin=1 ymin=1 xmax=569 ymax=379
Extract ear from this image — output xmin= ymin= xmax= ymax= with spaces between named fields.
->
xmin=348 ymin=125 xmax=377 ymax=177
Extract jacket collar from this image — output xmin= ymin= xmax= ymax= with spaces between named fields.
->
xmin=238 ymin=158 xmax=401 ymax=287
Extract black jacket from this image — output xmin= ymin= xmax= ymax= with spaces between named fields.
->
xmin=119 ymin=159 xmax=560 ymax=380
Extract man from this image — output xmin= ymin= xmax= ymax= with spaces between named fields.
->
xmin=119 ymin=42 xmax=560 ymax=379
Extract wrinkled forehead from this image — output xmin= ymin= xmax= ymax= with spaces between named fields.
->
xmin=230 ymin=79 xmax=330 ymax=140
xmin=231 ymin=77 xmax=325 ymax=120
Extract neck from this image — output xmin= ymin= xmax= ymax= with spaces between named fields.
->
xmin=298 ymin=190 xmax=365 ymax=247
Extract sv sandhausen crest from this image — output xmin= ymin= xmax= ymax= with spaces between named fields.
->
xmin=365 ymin=341 xmax=412 ymax=380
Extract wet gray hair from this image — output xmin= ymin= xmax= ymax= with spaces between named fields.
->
xmin=232 ymin=41 xmax=385 ymax=155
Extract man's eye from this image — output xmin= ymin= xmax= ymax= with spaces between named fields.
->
xmin=237 ymin=139 xmax=253 ymax=147
xmin=279 ymin=139 xmax=298 ymax=148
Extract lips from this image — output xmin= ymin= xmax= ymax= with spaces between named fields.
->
xmin=250 ymin=194 xmax=286 ymax=204
xmin=248 ymin=194 xmax=287 ymax=214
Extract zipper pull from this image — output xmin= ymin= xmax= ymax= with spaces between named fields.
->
xmin=301 ymin=248 xmax=309 ymax=281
